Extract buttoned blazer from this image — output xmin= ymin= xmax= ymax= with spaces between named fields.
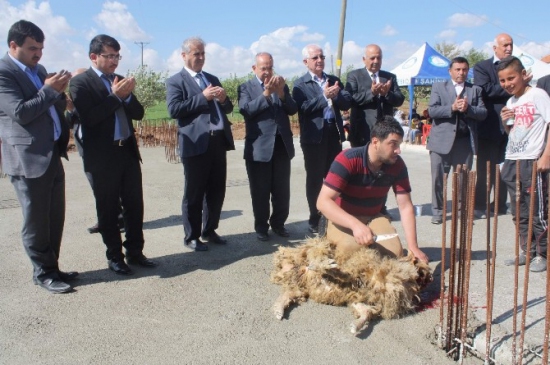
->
xmin=473 ymin=57 xmax=510 ymax=140
xmin=427 ymin=80 xmax=487 ymax=155
xmin=166 ymin=68 xmax=235 ymax=159
xmin=345 ymin=68 xmax=404 ymax=145
xmin=0 ymin=54 xmax=69 ymax=178
xmin=292 ymin=72 xmax=351 ymax=144
xmin=238 ymin=78 xmax=297 ymax=162
xmin=69 ymin=68 xmax=144 ymax=172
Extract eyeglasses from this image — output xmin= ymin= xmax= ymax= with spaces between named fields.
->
xmin=99 ymin=54 xmax=122 ymax=61
xmin=309 ymin=55 xmax=326 ymax=61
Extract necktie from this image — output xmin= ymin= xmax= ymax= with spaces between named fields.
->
xmin=27 ymin=68 xmax=61 ymax=141
xmin=196 ymin=72 xmax=220 ymax=125
xmin=196 ymin=72 xmax=208 ymax=90
xmin=102 ymin=74 xmax=131 ymax=140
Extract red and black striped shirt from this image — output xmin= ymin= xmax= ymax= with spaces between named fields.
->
xmin=323 ymin=144 xmax=411 ymax=216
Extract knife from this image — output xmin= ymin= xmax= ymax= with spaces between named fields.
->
xmin=372 ymin=233 xmax=399 ymax=242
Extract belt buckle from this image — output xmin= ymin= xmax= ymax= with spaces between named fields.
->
xmin=118 ymin=139 xmax=124 ymax=146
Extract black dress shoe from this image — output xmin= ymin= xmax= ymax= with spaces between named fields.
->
xmin=257 ymin=232 xmax=269 ymax=241
xmin=59 ymin=271 xmax=79 ymax=281
xmin=308 ymin=225 xmax=319 ymax=234
xmin=272 ymin=226 xmax=290 ymax=237
xmin=126 ymin=255 xmax=158 ymax=267
xmin=108 ymin=259 xmax=134 ymax=275
xmin=87 ymin=223 xmax=100 ymax=234
xmin=185 ymin=239 xmax=209 ymax=252
xmin=201 ymin=231 xmax=227 ymax=244
xmin=36 ymin=278 xmax=72 ymax=294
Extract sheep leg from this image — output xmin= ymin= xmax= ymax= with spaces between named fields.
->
xmin=273 ymin=290 xmax=301 ymax=320
xmin=349 ymin=303 xmax=378 ymax=335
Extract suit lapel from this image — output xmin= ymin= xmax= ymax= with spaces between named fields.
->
xmin=3 ymin=55 xmax=39 ymax=93
xmin=181 ymin=69 xmax=202 ymax=93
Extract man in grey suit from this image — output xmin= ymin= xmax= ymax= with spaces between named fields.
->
xmin=0 ymin=20 xmax=77 ymax=293
xmin=166 ymin=37 xmax=235 ymax=252
xmin=345 ymin=44 xmax=404 ymax=147
xmin=238 ymin=52 xmax=297 ymax=241
xmin=428 ymin=57 xmax=487 ymax=224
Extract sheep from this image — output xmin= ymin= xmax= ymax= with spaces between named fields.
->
xmin=270 ymin=236 xmax=432 ymax=335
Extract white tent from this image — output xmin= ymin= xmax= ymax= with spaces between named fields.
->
xmin=512 ymin=46 xmax=550 ymax=84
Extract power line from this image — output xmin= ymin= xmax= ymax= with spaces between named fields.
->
xmin=134 ymin=41 xmax=149 ymax=67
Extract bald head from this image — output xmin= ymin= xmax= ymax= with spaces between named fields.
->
xmin=493 ymin=33 xmax=513 ymax=59
xmin=363 ymin=44 xmax=383 ymax=73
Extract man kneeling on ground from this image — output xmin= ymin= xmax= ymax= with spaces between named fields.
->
xmin=316 ymin=116 xmax=429 ymax=263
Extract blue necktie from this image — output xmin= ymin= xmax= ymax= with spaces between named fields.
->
xmin=197 ymin=72 xmax=220 ymax=125
xmin=26 ymin=68 xmax=62 ymax=141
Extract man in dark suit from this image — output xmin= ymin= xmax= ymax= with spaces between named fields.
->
xmin=345 ymin=44 xmax=404 ymax=147
xmin=428 ymin=57 xmax=487 ymax=224
xmin=70 ymin=34 xmax=157 ymax=275
xmin=238 ymin=52 xmax=297 ymax=241
xmin=166 ymin=37 xmax=235 ymax=252
xmin=537 ymin=74 xmax=550 ymax=96
xmin=292 ymin=44 xmax=352 ymax=233
xmin=0 ymin=20 xmax=77 ymax=293
xmin=473 ymin=33 xmax=516 ymax=218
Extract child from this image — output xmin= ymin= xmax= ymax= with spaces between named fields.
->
xmin=498 ymin=56 xmax=550 ymax=272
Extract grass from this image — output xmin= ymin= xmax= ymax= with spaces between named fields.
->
xmin=144 ymin=101 xmax=244 ymax=123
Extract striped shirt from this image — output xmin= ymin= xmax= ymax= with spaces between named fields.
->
xmin=323 ymin=144 xmax=411 ymax=216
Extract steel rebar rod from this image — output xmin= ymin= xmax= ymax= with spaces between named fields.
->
xmin=518 ymin=162 xmax=538 ymax=365
xmin=543 ymin=173 xmax=550 ymax=365
xmin=512 ymin=161 xmax=521 ymax=364
xmin=440 ymin=172 xmax=449 ymax=345
xmin=446 ymin=170 xmax=460 ymax=351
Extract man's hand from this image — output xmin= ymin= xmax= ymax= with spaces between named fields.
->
xmin=350 ymin=221 xmax=376 ymax=246
xmin=111 ymin=76 xmax=135 ymax=100
xmin=202 ymin=84 xmax=226 ymax=102
xmin=452 ymin=95 xmax=469 ymax=113
xmin=323 ymin=81 xmax=340 ymax=99
xmin=409 ymin=247 xmax=429 ymax=263
xmin=378 ymin=79 xmax=392 ymax=96
xmin=44 ymin=70 xmax=72 ymax=93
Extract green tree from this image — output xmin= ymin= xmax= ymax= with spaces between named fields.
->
xmin=435 ymin=41 xmax=461 ymax=60
xmin=464 ymin=48 xmax=489 ymax=68
xmin=128 ymin=65 xmax=168 ymax=116
xmin=221 ymin=73 xmax=252 ymax=107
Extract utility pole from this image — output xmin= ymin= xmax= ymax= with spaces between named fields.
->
xmin=134 ymin=41 xmax=149 ymax=67
xmin=335 ymin=0 xmax=347 ymax=78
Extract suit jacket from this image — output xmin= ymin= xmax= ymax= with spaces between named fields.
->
xmin=238 ymin=78 xmax=297 ymax=162
xmin=537 ymin=74 xmax=550 ymax=97
xmin=427 ymin=81 xmax=487 ymax=155
xmin=473 ymin=57 xmax=510 ymax=140
xmin=69 ymin=68 xmax=144 ymax=172
xmin=292 ymin=72 xmax=351 ymax=144
xmin=345 ymin=68 xmax=404 ymax=146
xmin=166 ymin=68 xmax=235 ymax=158
xmin=0 ymin=54 xmax=69 ymax=178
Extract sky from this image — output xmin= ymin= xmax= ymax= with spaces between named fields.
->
xmin=1 ymin=0 xmax=549 ymax=80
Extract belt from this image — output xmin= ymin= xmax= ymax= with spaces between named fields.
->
xmin=209 ymin=130 xmax=224 ymax=136
xmin=113 ymin=138 xmax=128 ymax=146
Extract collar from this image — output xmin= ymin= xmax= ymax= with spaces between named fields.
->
xmin=185 ymin=66 xmax=201 ymax=78
xmin=493 ymin=55 xmax=502 ymax=64
xmin=368 ymin=70 xmax=378 ymax=78
xmin=255 ymin=75 xmax=264 ymax=85
xmin=91 ymin=66 xmax=109 ymax=79
xmin=308 ymin=71 xmax=326 ymax=81
xmin=452 ymin=81 xmax=465 ymax=88
xmin=8 ymin=53 xmax=37 ymax=74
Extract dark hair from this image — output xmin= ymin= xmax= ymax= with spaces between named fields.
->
xmin=496 ymin=55 xmax=524 ymax=74
xmin=7 ymin=20 xmax=44 ymax=46
xmin=449 ymin=56 xmax=469 ymax=68
xmin=371 ymin=115 xmax=404 ymax=140
xmin=89 ymin=34 xmax=120 ymax=55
